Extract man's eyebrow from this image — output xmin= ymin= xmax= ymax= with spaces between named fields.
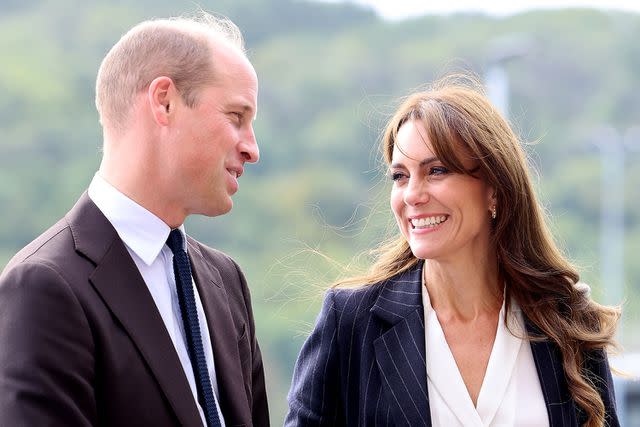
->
xmin=236 ymin=102 xmax=257 ymax=120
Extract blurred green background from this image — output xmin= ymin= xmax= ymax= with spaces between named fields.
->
xmin=1 ymin=0 xmax=639 ymax=424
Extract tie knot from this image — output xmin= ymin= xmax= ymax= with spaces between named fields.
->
xmin=166 ymin=229 xmax=184 ymax=254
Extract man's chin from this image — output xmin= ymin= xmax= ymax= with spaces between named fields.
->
xmin=207 ymin=199 xmax=233 ymax=217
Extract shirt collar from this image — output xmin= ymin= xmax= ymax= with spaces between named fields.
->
xmin=88 ymin=173 xmax=186 ymax=265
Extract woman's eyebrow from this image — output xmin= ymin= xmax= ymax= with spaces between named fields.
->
xmin=419 ymin=156 xmax=439 ymax=167
xmin=390 ymin=156 xmax=439 ymax=170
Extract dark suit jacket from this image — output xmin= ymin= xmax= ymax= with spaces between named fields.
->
xmin=285 ymin=262 xmax=618 ymax=426
xmin=0 ymin=193 xmax=269 ymax=427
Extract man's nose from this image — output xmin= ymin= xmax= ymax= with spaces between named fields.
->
xmin=240 ymin=125 xmax=259 ymax=163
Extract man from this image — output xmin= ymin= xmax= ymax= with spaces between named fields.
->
xmin=0 ymin=14 xmax=269 ymax=427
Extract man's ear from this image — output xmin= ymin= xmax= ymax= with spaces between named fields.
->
xmin=148 ymin=76 xmax=177 ymax=126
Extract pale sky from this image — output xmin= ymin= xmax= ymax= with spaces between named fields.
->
xmin=322 ymin=0 xmax=640 ymax=20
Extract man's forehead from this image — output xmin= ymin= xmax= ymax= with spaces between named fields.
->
xmin=211 ymin=53 xmax=257 ymax=94
xmin=208 ymin=37 xmax=252 ymax=74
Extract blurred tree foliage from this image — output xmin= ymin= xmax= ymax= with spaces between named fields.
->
xmin=1 ymin=1 xmax=639 ymax=424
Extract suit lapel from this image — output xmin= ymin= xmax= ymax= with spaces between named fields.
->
xmin=527 ymin=321 xmax=578 ymax=427
xmin=371 ymin=262 xmax=431 ymax=427
xmin=67 ymin=194 xmax=203 ymax=427
xmin=187 ymin=239 xmax=251 ymax=427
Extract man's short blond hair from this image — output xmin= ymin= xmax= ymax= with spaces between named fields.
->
xmin=95 ymin=13 xmax=244 ymax=132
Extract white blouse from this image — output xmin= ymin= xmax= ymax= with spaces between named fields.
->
xmin=421 ymin=285 xmax=549 ymax=426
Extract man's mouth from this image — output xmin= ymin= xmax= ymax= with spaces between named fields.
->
xmin=227 ymin=167 xmax=243 ymax=179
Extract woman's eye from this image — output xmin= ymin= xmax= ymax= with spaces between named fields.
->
xmin=390 ymin=172 xmax=407 ymax=182
xmin=429 ymin=166 xmax=450 ymax=176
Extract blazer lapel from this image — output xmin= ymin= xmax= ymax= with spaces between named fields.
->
xmin=67 ymin=194 xmax=203 ymax=427
xmin=371 ymin=262 xmax=431 ymax=427
xmin=527 ymin=322 xmax=578 ymax=427
xmin=187 ymin=239 xmax=251 ymax=427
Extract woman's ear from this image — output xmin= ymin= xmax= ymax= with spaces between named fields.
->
xmin=488 ymin=187 xmax=497 ymax=219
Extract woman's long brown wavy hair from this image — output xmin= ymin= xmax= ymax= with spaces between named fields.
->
xmin=334 ymin=75 xmax=620 ymax=427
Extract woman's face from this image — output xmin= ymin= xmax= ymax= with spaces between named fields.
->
xmin=389 ymin=119 xmax=495 ymax=262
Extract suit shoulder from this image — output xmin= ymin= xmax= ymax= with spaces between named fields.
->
xmin=329 ymin=282 xmax=383 ymax=305
xmin=188 ymin=238 xmax=239 ymax=273
xmin=326 ymin=281 xmax=385 ymax=323
xmin=187 ymin=237 xmax=231 ymax=262
xmin=2 ymin=218 xmax=72 ymax=274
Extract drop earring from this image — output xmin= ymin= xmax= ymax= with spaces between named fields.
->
xmin=491 ymin=206 xmax=497 ymax=220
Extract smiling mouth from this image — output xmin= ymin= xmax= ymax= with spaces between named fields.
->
xmin=410 ymin=215 xmax=448 ymax=229
xmin=227 ymin=168 xmax=242 ymax=179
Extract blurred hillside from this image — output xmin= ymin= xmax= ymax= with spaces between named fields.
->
xmin=1 ymin=1 xmax=639 ymax=424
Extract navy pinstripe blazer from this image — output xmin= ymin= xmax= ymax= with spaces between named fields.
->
xmin=285 ymin=262 xmax=619 ymax=426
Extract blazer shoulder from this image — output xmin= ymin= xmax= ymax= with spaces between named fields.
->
xmin=325 ymin=263 xmax=423 ymax=329
xmin=188 ymin=236 xmax=231 ymax=263
xmin=325 ymin=281 xmax=385 ymax=326
xmin=188 ymin=238 xmax=242 ymax=279
xmin=2 ymin=217 xmax=73 ymax=275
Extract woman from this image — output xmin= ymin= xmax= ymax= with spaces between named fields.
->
xmin=285 ymin=76 xmax=620 ymax=427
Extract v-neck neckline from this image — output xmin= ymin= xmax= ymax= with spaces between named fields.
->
xmin=422 ymin=284 xmax=524 ymax=426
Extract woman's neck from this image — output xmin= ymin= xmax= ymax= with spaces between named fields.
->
xmin=423 ymin=255 xmax=502 ymax=322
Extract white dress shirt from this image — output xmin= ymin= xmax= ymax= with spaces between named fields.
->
xmin=422 ymin=283 xmax=548 ymax=427
xmin=88 ymin=174 xmax=226 ymax=427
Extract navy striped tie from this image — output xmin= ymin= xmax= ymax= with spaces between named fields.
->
xmin=166 ymin=229 xmax=222 ymax=427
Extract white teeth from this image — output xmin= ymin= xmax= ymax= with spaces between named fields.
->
xmin=411 ymin=216 xmax=447 ymax=228
xmin=229 ymin=170 xmax=238 ymax=178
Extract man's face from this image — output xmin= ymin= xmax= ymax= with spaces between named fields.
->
xmin=168 ymin=47 xmax=259 ymax=218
